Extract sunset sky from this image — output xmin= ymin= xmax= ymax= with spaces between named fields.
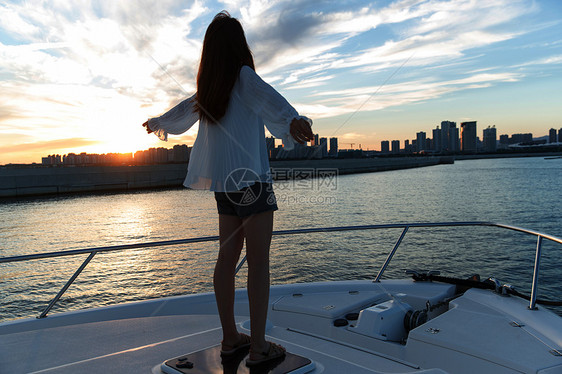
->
xmin=1 ymin=0 xmax=561 ymax=164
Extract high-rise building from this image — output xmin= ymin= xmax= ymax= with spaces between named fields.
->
xmin=511 ymin=133 xmax=533 ymax=144
xmin=416 ymin=131 xmax=426 ymax=152
xmin=404 ymin=139 xmax=410 ymax=153
xmin=461 ymin=121 xmax=477 ymax=152
xmin=441 ymin=123 xmax=449 ymax=151
xmin=549 ymin=128 xmax=557 ymax=143
xmin=440 ymin=121 xmax=458 ymax=152
xmin=329 ymin=137 xmax=338 ymax=156
xmin=42 ymin=154 xmax=62 ymax=165
xmin=311 ymin=134 xmax=319 ymax=146
xmin=453 ymin=127 xmax=460 ymax=151
xmin=432 ymin=126 xmax=441 ymax=151
xmin=319 ymin=137 xmax=328 ymax=158
xmin=499 ymin=134 xmax=509 ymax=145
xmin=381 ymin=140 xmax=390 ymax=153
xmin=156 ymin=147 xmax=168 ymax=163
xmin=265 ymin=136 xmax=276 ymax=158
xmin=276 ymin=142 xmax=310 ymax=159
xmin=391 ymin=140 xmax=400 ymax=154
xmin=172 ymin=144 xmax=190 ymax=162
xmin=559 ymin=128 xmax=562 ymax=143
xmin=483 ymin=126 xmax=497 ymax=152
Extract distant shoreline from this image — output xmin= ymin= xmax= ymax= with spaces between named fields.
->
xmin=0 ymin=157 xmax=445 ymax=198
xmin=452 ymin=151 xmax=562 ymax=160
xmin=1 ymin=152 xmax=560 ymax=198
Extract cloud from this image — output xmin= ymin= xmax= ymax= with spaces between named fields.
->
xmin=241 ymin=0 xmax=421 ymax=73
xmin=0 ymin=1 xmax=204 ymax=100
xmin=0 ymin=0 xmax=559 ymax=162
xmin=512 ymin=54 xmax=562 ymax=68
xmin=409 ymin=0 xmax=532 ymax=36
xmin=340 ymin=132 xmax=363 ymax=140
xmin=284 ymin=74 xmax=335 ymax=90
xmin=306 ymin=71 xmax=522 ymax=119
xmin=235 ymin=0 xmax=529 ymax=78
xmin=216 ymin=0 xmax=535 ymax=124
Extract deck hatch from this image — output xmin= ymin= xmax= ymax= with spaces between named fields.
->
xmin=272 ymin=291 xmax=386 ymax=318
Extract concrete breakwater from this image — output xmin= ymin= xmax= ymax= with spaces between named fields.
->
xmin=0 ymin=157 xmax=448 ymax=198
xmin=270 ymin=156 xmax=450 ymax=177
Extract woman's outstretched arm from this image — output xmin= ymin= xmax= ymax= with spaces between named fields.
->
xmin=142 ymin=94 xmax=199 ymax=141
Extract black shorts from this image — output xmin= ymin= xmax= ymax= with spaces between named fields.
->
xmin=214 ymin=182 xmax=278 ymax=218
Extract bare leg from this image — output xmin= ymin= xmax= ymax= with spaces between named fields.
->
xmin=214 ymin=214 xmax=245 ymax=347
xmin=243 ymin=210 xmax=274 ymax=356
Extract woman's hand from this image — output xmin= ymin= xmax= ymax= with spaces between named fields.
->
xmin=142 ymin=120 xmax=153 ymax=134
xmin=290 ymin=117 xmax=314 ymax=144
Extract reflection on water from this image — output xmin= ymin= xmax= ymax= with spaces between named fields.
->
xmin=1 ymin=157 xmax=561 ymax=321
xmin=103 ymin=202 xmax=153 ymax=241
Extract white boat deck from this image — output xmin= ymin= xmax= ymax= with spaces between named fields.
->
xmin=1 ymin=279 xmax=561 ymax=374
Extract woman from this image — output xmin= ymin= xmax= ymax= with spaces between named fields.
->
xmin=142 ymin=11 xmax=313 ymax=366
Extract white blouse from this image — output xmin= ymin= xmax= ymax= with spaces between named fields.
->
xmin=148 ymin=65 xmax=311 ymax=192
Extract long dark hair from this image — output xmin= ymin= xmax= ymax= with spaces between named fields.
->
xmin=195 ymin=11 xmax=255 ymax=123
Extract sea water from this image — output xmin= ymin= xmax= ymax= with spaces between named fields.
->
xmin=1 ymin=156 xmax=561 ymax=321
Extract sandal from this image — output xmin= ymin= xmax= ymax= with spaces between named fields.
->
xmin=220 ymin=333 xmax=251 ymax=356
xmin=245 ymin=342 xmax=286 ymax=367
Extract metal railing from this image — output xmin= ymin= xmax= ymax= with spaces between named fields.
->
xmin=1 ymin=221 xmax=561 ymax=318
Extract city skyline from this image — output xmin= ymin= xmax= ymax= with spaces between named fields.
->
xmin=381 ymin=122 xmax=562 ymax=154
xmin=35 ymin=123 xmax=562 ymax=167
xmin=7 ymin=117 xmax=562 ymax=166
xmin=1 ymin=1 xmax=562 ymax=164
